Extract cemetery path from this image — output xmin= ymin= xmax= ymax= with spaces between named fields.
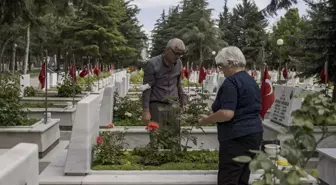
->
xmin=30 ymin=77 xmax=40 ymax=88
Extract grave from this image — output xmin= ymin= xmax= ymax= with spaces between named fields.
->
xmin=317 ymin=148 xmax=336 ymax=185
xmin=263 ymin=85 xmax=336 ymax=148
xmin=20 ymin=74 xmax=30 ymax=97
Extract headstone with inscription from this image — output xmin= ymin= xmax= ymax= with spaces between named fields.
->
xmin=268 ymin=85 xmax=304 ymax=127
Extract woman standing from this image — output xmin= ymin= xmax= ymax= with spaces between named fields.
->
xmin=199 ymin=46 xmax=263 ymax=185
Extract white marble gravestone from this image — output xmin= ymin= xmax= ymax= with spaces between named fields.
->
xmin=49 ymin=73 xmax=57 ymax=87
xmin=268 ymin=85 xmax=304 ymax=127
xmin=317 ymin=148 xmax=336 ymax=185
xmin=20 ymin=74 xmax=31 ymax=97
xmin=57 ymin=72 xmax=65 ymax=85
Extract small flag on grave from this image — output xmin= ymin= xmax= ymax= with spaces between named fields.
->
xmin=38 ymin=63 xmax=46 ymax=89
xmin=68 ymin=63 xmax=77 ymax=82
xmin=198 ymin=63 xmax=206 ymax=84
xmin=79 ymin=65 xmax=89 ymax=77
xmin=260 ymin=64 xmax=275 ymax=120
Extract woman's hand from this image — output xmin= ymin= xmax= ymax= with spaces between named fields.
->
xmin=198 ymin=114 xmax=209 ymax=125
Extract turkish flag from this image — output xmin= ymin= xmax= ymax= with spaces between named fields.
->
xmin=198 ymin=63 xmax=207 ymax=84
xmin=320 ymin=62 xmax=328 ymax=84
xmin=79 ymin=66 xmax=89 ymax=77
xmin=282 ymin=68 xmax=288 ymax=79
xmin=260 ymin=65 xmax=275 ymax=120
xmin=38 ymin=63 xmax=46 ymax=89
xmin=182 ymin=67 xmax=189 ymax=79
xmin=68 ymin=63 xmax=77 ymax=82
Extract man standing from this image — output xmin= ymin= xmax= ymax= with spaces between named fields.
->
xmin=141 ymin=38 xmax=186 ymax=130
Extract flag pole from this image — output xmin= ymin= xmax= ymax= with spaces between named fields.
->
xmin=88 ymin=57 xmax=91 ymax=91
xmin=44 ymin=50 xmax=48 ymax=124
xmin=98 ymin=62 xmax=100 ymax=90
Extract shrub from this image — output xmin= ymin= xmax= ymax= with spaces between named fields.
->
xmin=24 ymin=86 xmax=37 ymax=97
xmin=57 ymin=77 xmax=82 ymax=97
xmin=93 ymin=124 xmax=129 ymax=165
xmin=113 ymin=91 xmax=142 ymax=123
xmin=0 ymin=75 xmax=28 ymax=126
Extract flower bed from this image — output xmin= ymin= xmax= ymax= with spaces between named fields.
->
xmin=92 ymin=123 xmax=218 ymax=170
xmin=21 ymin=102 xmax=67 ymax=108
xmin=92 ymin=150 xmax=218 ymax=170
xmin=182 ymin=79 xmax=200 ymax=88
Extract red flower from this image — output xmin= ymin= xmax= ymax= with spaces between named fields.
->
xmin=145 ymin=122 xmax=159 ymax=131
xmin=96 ymin=136 xmax=103 ymax=144
xmin=107 ymin=123 xmax=114 ymax=128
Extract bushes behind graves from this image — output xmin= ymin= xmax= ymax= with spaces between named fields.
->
xmin=0 ymin=75 xmax=38 ymax=126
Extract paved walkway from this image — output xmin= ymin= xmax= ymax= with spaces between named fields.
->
xmin=30 ymin=77 xmax=40 ymax=88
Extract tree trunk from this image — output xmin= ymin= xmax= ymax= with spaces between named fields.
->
xmin=28 ymin=52 xmax=32 ymax=71
xmin=56 ymin=49 xmax=61 ymax=72
xmin=23 ymin=24 xmax=30 ymax=74
xmin=11 ymin=43 xmax=17 ymax=73
xmin=0 ymin=37 xmax=12 ymax=72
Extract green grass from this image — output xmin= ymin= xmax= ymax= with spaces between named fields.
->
xmin=21 ymin=103 xmax=66 ymax=108
xmin=92 ymin=150 xmax=218 ymax=170
xmin=93 ymin=162 xmax=217 ymax=170
xmin=182 ymin=79 xmax=200 ymax=88
xmin=20 ymin=118 xmax=41 ymax=126
xmin=113 ymin=119 xmax=145 ymax=126
xmin=47 ymin=87 xmax=58 ymax=91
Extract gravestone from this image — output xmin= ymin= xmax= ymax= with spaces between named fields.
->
xmin=20 ymin=74 xmax=31 ymax=97
xmin=49 ymin=73 xmax=57 ymax=87
xmin=268 ymin=85 xmax=303 ymax=127
xmin=57 ymin=72 xmax=65 ymax=85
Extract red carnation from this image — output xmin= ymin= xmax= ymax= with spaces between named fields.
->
xmin=96 ymin=136 xmax=103 ymax=144
xmin=145 ymin=121 xmax=159 ymax=131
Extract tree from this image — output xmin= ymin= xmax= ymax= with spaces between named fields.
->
xmin=269 ymin=8 xmax=308 ymax=68
xmin=218 ymin=0 xmax=233 ymax=45
xmin=61 ymin=0 xmax=130 ymax=67
xmin=118 ymin=1 xmax=148 ymax=67
xmin=177 ymin=0 xmax=225 ymax=66
xmin=150 ymin=7 xmax=179 ymax=57
xmin=222 ymin=0 xmax=268 ymax=67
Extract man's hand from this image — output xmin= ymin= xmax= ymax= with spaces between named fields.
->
xmin=142 ymin=111 xmax=151 ymax=124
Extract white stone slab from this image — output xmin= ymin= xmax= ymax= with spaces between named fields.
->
xmin=0 ymin=143 xmax=39 ymax=185
xmin=0 ymin=119 xmax=60 ymax=154
xmin=50 ymin=73 xmax=57 ymax=87
xmin=268 ymin=85 xmax=304 ymax=127
xmin=263 ymin=119 xmax=336 ymax=148
xmin=317 ymin=148 xmax=336 ymax=185
xmin=64 ymin=93 xmax=103 ymax=175
xmin=99 ymin=85 xmax=116 ymax=127
xmin=24 ymin=107 xmax=76 ymax=127
xmin=20 ymin=74 xmax=31 ymax=97
xmin=103 ymin=126 xmax=218 ymax=149
xmin=84 ymin=169 xmax=316 ymax=185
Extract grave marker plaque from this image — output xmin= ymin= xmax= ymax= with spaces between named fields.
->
xmin=269 ymin=85 xmax=304 ymax=127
